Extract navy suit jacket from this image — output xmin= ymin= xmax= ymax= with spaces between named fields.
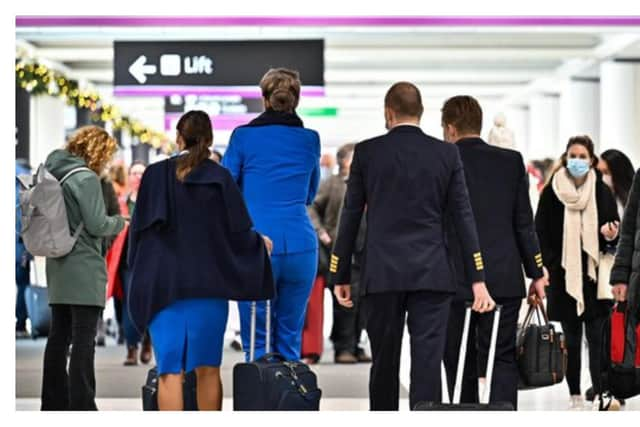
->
xmin=329 ymin=125 xmax=485 ymax=295
xmin=448 ymin=138 xmax=544 ymax=302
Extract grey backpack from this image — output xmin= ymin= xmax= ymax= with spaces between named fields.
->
xmin=17 ymin=164 xmax=92 ymax=258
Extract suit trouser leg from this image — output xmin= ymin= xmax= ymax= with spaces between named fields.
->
xmin=272 ymin=251 xmax=317 ymax=361
xmin=443 ymin=300 xmax=479 ymax=403
xmin=476 ymin=297 xmax=521 ymax=409
xmin=364 ymin=292 xmax=406 ymax=411
xmin=406 ymin=291 xmax=453 ymax=410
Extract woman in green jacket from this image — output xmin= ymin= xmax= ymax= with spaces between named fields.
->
xmin=41 ymin=126 xmax=126 ymax=411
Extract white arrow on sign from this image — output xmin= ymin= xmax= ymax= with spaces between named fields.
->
xmin=128 ymin=55 xmax=157 ymax=84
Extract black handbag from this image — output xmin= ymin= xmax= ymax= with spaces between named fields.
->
xmin=142 ymin=367 xmax=198 ymax=410
xmin=516 ymin=299 xmax=567 ymax=390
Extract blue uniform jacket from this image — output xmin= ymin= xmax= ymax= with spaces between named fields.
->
xmin=127 ymin=157 xmax=275 ymax=333
xmin=222 ymin=110 xmax=321 ymax=256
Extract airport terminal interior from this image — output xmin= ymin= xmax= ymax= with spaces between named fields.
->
xmin=14 ymin=15 xmax=640 ymax=411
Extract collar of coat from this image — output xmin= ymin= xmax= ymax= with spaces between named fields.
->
xmin=244 ymin=108 xmax=304 ymax=128
xmin=456 ymin=137 xmax=486 ymax=147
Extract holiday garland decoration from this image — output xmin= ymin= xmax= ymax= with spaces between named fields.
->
xmin=16 ymin=60 xmax=176 ymax=153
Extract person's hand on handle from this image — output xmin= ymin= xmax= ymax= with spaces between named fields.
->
xmin=528 ymin=273 xmax=549 ymax=302
xmin=471 ymin=282 xmax=496 ymax=313
xmin=600 ymin=221 xmax=620 ymax=241
xmin=261 ymin=235 xmax=273 ymax=256
xmin=611 ymin=283 xmax=628 ymax=302
xmin=318 ymin=230 xmax=332 ymax=247
xmin=334 ymin=284 xmax=353 ymax=308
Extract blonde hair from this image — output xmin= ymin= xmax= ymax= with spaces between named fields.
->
xmin=259 ymin=68 xmax=301 ymax=112
xmin=66 ymin=126 xmax=118 ymax=173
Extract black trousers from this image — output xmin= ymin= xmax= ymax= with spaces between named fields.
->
xmin=41 ymin=304 xmax=101 ymax=411
xmin=561 ymin=314 xmax=608 ymax=396
xmin=330 ymin=266 xmax=366 ymax=355
xmin=443 ymin=298 xmax=522 ymax=409
xmin=364 ymin=290 xmax=452 ymax=411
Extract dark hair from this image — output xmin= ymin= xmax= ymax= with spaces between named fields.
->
xmin=441 ymin=95 xmax=483 ymax=135
xmin=336 ymin=143 xmax=355 ymax=171
xmin=211 ymin=150 xmax=223 ymax=163
xmin=601 ymin=149 xmax=635 ymax=205
xmin=384 ymin=82 xmax=424 ymax=119
xmin=176 ymin=110 xmax=213 ymax=181
xmin=259 ymin=68 xmax=301 ymax=112
xmin=561 ymin=135 xmax=598 ymax=169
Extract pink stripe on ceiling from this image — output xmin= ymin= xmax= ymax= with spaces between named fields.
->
xmin=16 ymin=16 xmax=640 ymax=27
xmin=114 ymin=86 xmax=325 ymax=98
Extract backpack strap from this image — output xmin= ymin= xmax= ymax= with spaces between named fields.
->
xmin=60 ymin=167 xmax=93 ymax=185
xmin=59 ymin=166 xmax=92 ymax=238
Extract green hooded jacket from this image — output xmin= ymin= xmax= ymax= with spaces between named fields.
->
xmin=44 ymin=149 xmax=125 ymax=307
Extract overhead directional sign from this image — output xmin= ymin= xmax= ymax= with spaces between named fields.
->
xmin=114 ymin=40 xmax=324 ymax=96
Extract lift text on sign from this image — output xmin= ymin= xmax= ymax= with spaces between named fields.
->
xmin=113 ymin=40 xmax=324 ymax=95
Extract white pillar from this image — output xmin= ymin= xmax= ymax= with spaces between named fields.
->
xmin=527 ymin=94 xmax=561 ymax=160
xmin=600 ymin=61 xmax=640 ymax=166
xmin=29 ymin=95 xmax=66 ymax=167
xmin=559 ymin=78 xmax=600 ymax=149
xmin=505 ymin=106 xmax=529 ymax=157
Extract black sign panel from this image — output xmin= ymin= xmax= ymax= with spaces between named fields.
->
xmin=114 ymin=40 xmax=324 ymax=87
xmin=164 ymin=95 xmax=263 ymax=114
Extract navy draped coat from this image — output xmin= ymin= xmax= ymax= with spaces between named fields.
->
xmin=127 ymin=157 xmax=275 ymax=333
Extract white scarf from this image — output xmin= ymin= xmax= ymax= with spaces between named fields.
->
xmin=552 ymin=168 xmax=599 ymax=316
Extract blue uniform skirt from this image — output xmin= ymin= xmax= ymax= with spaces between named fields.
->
xmin=149 ymin=298 xmax=228 ymax=375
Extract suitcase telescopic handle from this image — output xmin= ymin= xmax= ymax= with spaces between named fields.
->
xmin=451 ymin=303 xmax=502 ymax=405
xmin=249 ymin=300 xmax=271 ymax=362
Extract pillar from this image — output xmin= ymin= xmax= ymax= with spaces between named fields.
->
xmin=600 ymin=60 xmax=640 ymax=166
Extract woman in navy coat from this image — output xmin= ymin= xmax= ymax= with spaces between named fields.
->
xmin=222 ymin=68 xmax=321 ymax=361
xmin=128 ymin=111 xmax=274 ymax=410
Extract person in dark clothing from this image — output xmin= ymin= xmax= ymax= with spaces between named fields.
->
xmin=535 ymin=135 xmax=620 ymax=410
xmin=598 ymin=149 xmax=636 ymax=219
xmin=440 ymin=96 xmax=548 ymax=410
xmin=330 ymin=82 xmax=493 ymax=411
xmin=610 ymin=168 xmax=640 ymax=317
xmin=307 ymin=143 xmax=371 ymax=364
xmin=128 ymin=111 xmax=274 ymax=410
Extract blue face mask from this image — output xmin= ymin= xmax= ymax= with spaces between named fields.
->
xmin=567 ymin=158 xmax=591 ymax=178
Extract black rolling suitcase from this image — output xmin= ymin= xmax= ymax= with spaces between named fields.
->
xmin=142 ymin=367 xmax=198 ymax=410
xmin=24 ymin=262 xmax=50 ymax=339
xmin=414 ymin=304 xmax=515 ymax=411
xmin=233 ymin=301 xmax=322 ymax=411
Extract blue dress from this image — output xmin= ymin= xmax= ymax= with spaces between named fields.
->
xmin=222 ymin=110 xmax=321 ymax=361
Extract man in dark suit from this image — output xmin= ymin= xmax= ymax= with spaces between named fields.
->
xmin=329 ymin=82 xmax=495 ymax=411
xmin=440 ymin=95 xmax=549 ymax=409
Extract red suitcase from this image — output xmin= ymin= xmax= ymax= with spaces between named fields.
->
xmin=301 ymin=276 xmax=325 ymax=360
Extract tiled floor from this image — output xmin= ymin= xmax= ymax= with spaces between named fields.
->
xmin=15 ymin=334 xmax=639 ymax=411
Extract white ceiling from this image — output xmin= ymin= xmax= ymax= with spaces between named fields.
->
xmin=15 ymin=25 xmax=640 ymax=148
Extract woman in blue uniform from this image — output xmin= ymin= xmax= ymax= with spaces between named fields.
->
xmin=128 ymin=111 xmax=274 ymax=410
xmin=223 ymin=68 xmax=321 ymax=362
